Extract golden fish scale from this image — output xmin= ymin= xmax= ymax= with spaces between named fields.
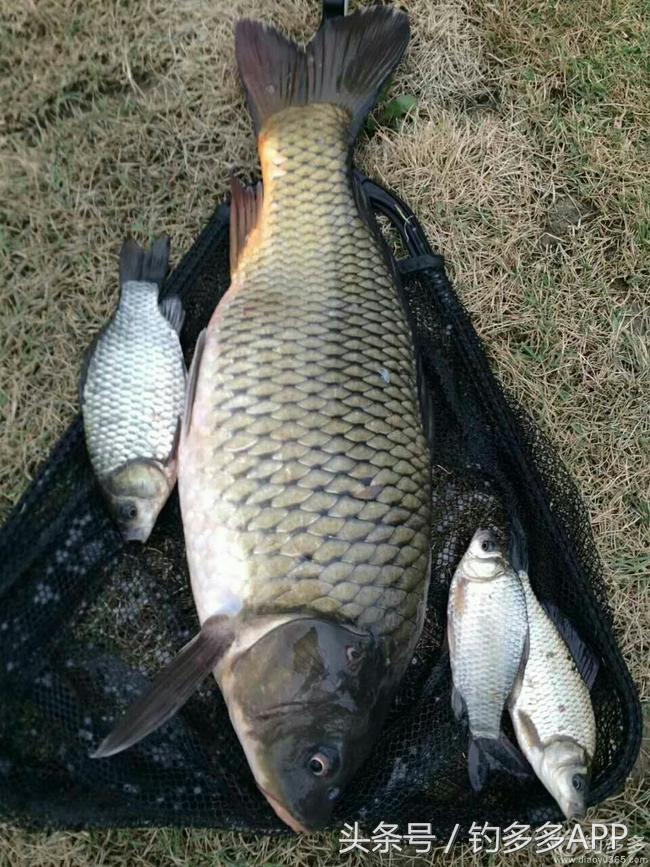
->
xmin=186 ymin=105 xmax=431 ymax=653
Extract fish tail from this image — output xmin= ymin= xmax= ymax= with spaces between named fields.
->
xmin=119 ymin=235 xmax=170 ymax=287
xmin=468 ymin=735 xmax=531 ymax=792
xmin=235 ymin=6 xmax=410 ymax=141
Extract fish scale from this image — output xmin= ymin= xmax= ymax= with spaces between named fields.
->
xmin=83 ymin=283 xmax=185 ymax=479
xmin=180 ymin=104 xmax=431 ymax=656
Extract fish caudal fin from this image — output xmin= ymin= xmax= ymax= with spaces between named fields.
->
xmin=119 ymin=235 xmax=170 ymax=287
xmin=468 ymin=736 xmax=532 ymax=792
xmin=91 ymin=614 xmax=233 ymax=759
xmin=230 ymin=177 xmax=263 ymax=273
xmin=235 ymin=6 xmax=410 ymax=140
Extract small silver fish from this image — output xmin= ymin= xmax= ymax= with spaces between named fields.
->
xmin=80 ymin=237 xmax=186 ymax=542
xmin=509 ymin=572 xmax=597 ymax=819
xmin=447 ymin=528 xmax=528 ymax=789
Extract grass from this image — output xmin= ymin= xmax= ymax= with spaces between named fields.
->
xmin=0 ymin=0 xmax=648 ymax=863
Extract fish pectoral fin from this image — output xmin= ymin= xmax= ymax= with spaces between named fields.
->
xmin=182 ymin=328 xmax=206 ymax=438
xmin=541 ymin=602 xmax=600 ymax=689
xmin=468 ymin=735 xmax=532 ymax=792
xmin=119 ymin=235 xmax=170 ymax=287
xmin=159 ymin=294 xmax=185 ymax=334
xmin=91 ymin=614 xmax=232 ymax=759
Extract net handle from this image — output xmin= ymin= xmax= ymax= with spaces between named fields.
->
xmin=357 ymin=172 xmax=445 ymax=272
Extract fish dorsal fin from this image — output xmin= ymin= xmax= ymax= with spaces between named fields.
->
xmin=79 ymin=325 xmax=107 ymax=407
xmin=182 ymin=328 xmax=206 ymax=438
xmin=542 ymin=602 xmax=600 ymax=689
xmin=516 ymin=627 xmax=530 ymax=682
xmin=119 ymin=235 xmax=170 ymax=287
xmin=91 ymin=614 xmax=233 ymax=759
xmin=508 ymin=515 xmax=529 ymax=574
xmin=165 ymin=415 xmax=182 ymax=467
xmin=229 ymin=178 xmax=263 ymax=274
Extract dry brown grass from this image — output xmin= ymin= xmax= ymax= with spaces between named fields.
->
xmin=1 ymin=0 xmax=648 ymax=863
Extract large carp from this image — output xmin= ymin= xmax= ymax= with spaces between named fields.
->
xmin=94 ymin=6 xmax=432 ymax=833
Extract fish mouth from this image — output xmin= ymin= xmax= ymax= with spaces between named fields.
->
xmin=564 ymin=802 xmax=586 ymax=821
xmin=122 ymin=526 xmax=150 ymax=543
xmin=258 ymin=786 xmax=311 ymax=835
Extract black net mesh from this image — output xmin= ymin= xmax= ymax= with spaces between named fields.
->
xmin=0 ymin=178 xmax=640 ymax=837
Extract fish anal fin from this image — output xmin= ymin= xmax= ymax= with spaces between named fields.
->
xmin=467 ymin=738 xmax=488 ymax=792
xmin=229 ymin=178 xmax=263 ymax=274
xmin=182 ymin=329 xmax=206 ymax=438
xmin=542 ymin=602 xmax=600 ymax=689
xmin=468 ymin=735 xmax=532 ymax=792
xmin=160 ymin=295 xmax=185 ymax=334
xmin=91 ymin=614 xmax=233 ymax=759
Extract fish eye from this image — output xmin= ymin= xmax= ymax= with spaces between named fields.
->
xmin=119 ymin=502 xmax=138 ymax=522
xmin=572 ymin=774 xmax=585 ymax=792
xmin=307 ymin=748 xmax=339 ymax=778
xmin=346 ymin=645 xmax=363 ymax=664
xmin=308 ymin=755 xmax=327 ymax=776
xmin=481 ymin=538 xmax=496 ymax=553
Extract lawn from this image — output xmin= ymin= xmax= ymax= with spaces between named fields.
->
xmin=0 ymin=0 xmax=647 ymax=863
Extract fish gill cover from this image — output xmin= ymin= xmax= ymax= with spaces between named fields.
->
xmin=0 ymin=177 xmax=641 ymax=836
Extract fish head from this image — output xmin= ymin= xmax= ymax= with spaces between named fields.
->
xmin=224 ymin=617 xmax=391 ymax=833
xmin=539 ymin=738 xmax=590 ymax=820
xmin=465 ymin=528 xmax=505 ymax=578
xmin=102 ymin=460 xmax=171 ymax=542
